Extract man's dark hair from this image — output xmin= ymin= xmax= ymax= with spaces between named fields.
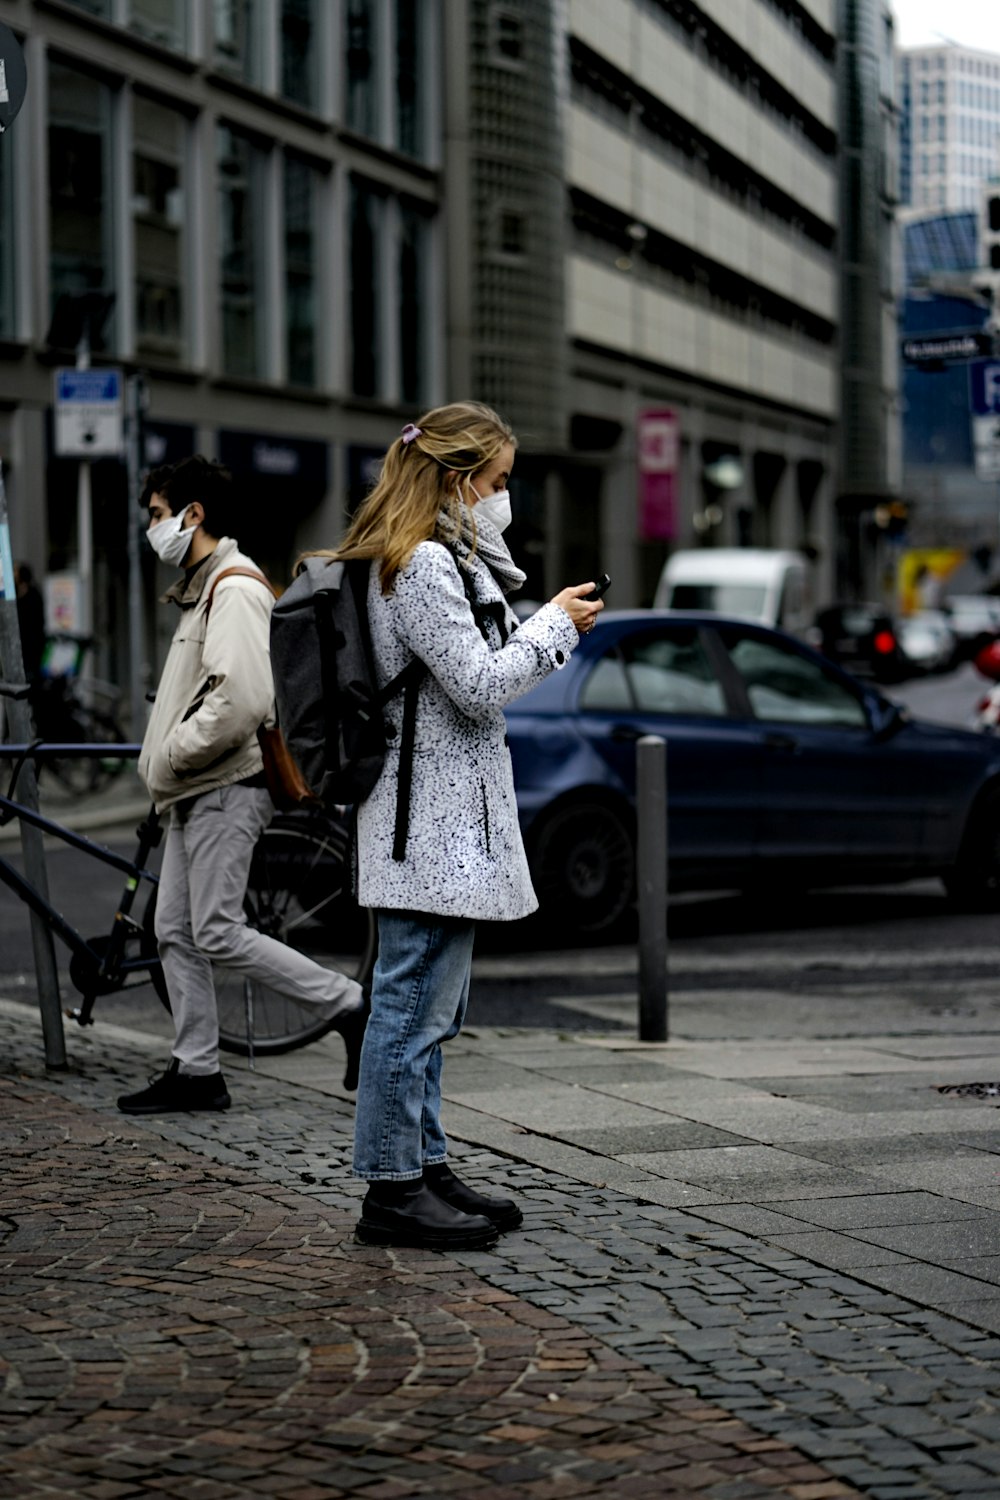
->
xmin=139 ymin=455 xmax=238 ymax=540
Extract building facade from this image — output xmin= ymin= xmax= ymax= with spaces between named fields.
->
xmin=899 ymin=42 xmax=1000 ymax=216
xmin=448 ymin=0 xmax=845 ymax=608
xmin=0 ymin=0 xmax=445 ymax=698
xmin=0 ymin=0 xmax=901 ymax=705
xmin=835 ymin=0 xmax=901 ymax=597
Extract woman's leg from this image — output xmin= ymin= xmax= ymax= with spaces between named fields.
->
xmin=421 ymin=941 xmax=473 ymax=1167
xmin=353 ymin=909 xmax=475 ymax=1182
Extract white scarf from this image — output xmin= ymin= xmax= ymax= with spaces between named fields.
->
xmin=435 ymin=506 xmax=526 ymax=596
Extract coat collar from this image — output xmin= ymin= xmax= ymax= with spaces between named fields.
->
xmin=160 ymin=536 xmax=239 ymax=608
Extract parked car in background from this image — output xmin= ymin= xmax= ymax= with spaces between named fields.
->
xmin=944 ymin=595 xmax=1000 ymax=661
xmin=896 ymin=610 xmax=958 ymax=674
xmin=809 ymin=602 xmax=909 ymax=683
xmin=505 ymin=611 xmax=1000 ymax=933
xmin=653 ymin=549 xmax=813 ymax=637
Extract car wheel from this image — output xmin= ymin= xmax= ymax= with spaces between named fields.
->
xmin=944 ymin=788 xmax=1000 ymax=911
xmin=532 ymin=802 xmax=635 ymax=934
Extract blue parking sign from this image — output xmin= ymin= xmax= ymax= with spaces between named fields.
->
xmin=970 ymin=359 xmax=1000 ymax=416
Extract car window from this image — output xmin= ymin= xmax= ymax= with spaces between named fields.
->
xmin=670 ymin=582 xmax=767 ymax=616
xmin=580 ymin=628 xmax=728 ymax=716
xmin=579 ymin=653 xmax=633 ymax=711
xmin=725 ymin=634 xmax=867 ymax=728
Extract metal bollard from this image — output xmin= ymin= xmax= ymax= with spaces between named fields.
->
xmin=636 ymin=735 xmax=668 ymax=1042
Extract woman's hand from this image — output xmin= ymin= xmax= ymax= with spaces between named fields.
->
xmin=551 ymin=582 xmax=605 ymax=636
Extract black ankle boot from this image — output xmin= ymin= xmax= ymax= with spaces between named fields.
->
xmin=423 ymin=1162 xmax=523 ymax=1232
xmin=356 ymin=1178 xmax=499 ymax=1250
xmin=117 ymin=1059 xmax=231 ymax=1115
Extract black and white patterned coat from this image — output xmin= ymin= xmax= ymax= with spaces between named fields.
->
xmin=355 ymin=539 xmax=579 ymax=921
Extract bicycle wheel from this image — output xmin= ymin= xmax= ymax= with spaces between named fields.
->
xmin=44 ymin=709 xmax=129 ymax=798
xmin=141 ymin=812 xmax=377 ymax=1055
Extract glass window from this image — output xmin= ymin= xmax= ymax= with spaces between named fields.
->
xmin=0 ymin=122 xmax=12 ymax=338
xmin=48 ymin=62 xmax=114 ymax=349
xmin=669 ymin=582 xmax=768 ymax=616
xmin=582 ymin=630 xmax=728 ymax=717
xmin=284 ymin=155 xmax=318 ymax=387
xmin=491 ymin=5 xmax=526 ymax=66
xmin=350 ymin=180 xmax=381 ymax=396
xmin=622 ymin=630 xmax=727 ymax=716
xmin=399 ymin=202 xmax=431 ymax=404
xmin=580 ymin=651 xmax=633 ymax=712
xmin=128 ymin=0 xmax=185 ymax=49
xmin=725 ymin=633 xmax=867 ymax=728
xmin=395 ymin=0 xmax=423 ymax=157
xmin=133 ymin=97 xmax=186 ymax=364
xmin=63 ymin=0 xmax=111 ymax=16
xmin=217 ymin=125 xmax=267 ymax=378
xmin=347 ymin=0 xmax=380 ymax=139
xmin=214 ymin=0 xmax=261 ymax=86
xmin=281 ymin=0 xmax=317 ymax=109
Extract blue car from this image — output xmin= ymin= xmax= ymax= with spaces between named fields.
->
xmin=504 ymin=610 xmax=1000 ymax=932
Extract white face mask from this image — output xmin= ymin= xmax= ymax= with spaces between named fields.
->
xmin=146 ymin=504 xmax=198 ymax=567
xmin=470 ymin=485 xmax=512 ymax=534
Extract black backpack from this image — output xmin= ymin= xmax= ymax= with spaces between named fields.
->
xmin=270 ymin=548 xmax=511 ymax=861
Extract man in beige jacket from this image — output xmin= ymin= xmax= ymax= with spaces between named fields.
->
xmin=119 ymin=456 xmax=366 ymax=1114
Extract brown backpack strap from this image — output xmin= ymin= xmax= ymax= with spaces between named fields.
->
xmin=204 ymin=566 xmax=277 ymax=619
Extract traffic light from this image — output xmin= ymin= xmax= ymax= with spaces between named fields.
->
xmin=984 ymin=193 xmax=1000 ymax=272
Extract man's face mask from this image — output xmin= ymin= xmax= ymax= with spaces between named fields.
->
xmin=147 ymin=505 xmax=198 ymax=567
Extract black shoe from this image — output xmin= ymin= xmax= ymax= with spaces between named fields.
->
xmin=355 ymin=1180 xmax=499 ymax=1250
xmin=331 ymin=989 xmax=370 ymax=1091
xmin=117 ymin=1059 xmax=231 ymax=1115
xmin=424 ymin=1162 xmax=523 ymax=1232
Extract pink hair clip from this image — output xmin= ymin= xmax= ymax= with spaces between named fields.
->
xmin=401 ymin=423 xmax=422 ymax=445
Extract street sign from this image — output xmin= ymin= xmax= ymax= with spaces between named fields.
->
xmin=970 ymin=359 xmax=1000 ymax=416
xmin=969 ymin=360 xmax=1000 ymax=477
xmin=973 ymin=415 xmax=1000 ymax=481
xmin=902 ymin=332 xmax=992 ymax=365
xmin=53 ymin=367 xmax=124 ymax=457
xmin=637 ymin=408 xmax=680 ymax=541
xmin=0 ymin=23 xmax=27 ymax=134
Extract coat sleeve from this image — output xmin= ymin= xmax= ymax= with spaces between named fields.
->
xmin=166 ymin=581 xmax=275 ymax=775
xmin=391 ymin=543 xmax=579 ymax=722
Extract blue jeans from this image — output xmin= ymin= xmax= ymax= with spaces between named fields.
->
xmin=352 ymin=909 xmax=476 ymax=1181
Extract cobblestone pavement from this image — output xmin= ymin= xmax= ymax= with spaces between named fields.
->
xmin=3 ymin=1002 xmax=1000 ymax=1496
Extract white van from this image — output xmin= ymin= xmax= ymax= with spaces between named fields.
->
xmin=653 ymin=548 xmax=813 ymax=637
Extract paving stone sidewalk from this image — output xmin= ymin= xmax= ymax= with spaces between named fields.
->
xmin=3 ymin=1000 xmax=1000 ymax=1497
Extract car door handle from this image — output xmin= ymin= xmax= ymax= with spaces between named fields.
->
xmin=762 ymin=731 xmax=799 ymax=753
xmin=610 ymin=723 xmax=642 ymax=742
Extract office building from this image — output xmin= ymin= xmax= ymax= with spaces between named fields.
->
xmin=899 ymin=42 xmax=1000 ymax=216
xmin=447 ymin=0 xmax=847 ymax=605
xmin=0 ymin=0 xmax=445 ymax=694
xmin=0 ymin=0 xmax=901 ymax=697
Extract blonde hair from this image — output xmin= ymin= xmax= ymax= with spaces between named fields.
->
xmin=326 ymin=401 xmax=516 ymax=593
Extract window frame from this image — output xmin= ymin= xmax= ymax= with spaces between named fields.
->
xmin=715 ymin=623 xmax=873 ymax=732
xmin=576 ymin=625 xmax=743 ymax=721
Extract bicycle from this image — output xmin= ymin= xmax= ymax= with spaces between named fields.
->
xmin=28 ymin=634 xmax=129 ymax=798
xmin=0 ymin=686 xmax=376 ymax=1059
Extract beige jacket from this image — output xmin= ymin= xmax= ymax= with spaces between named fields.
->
xmin=138 ymin=538 xmax=275 ymax=814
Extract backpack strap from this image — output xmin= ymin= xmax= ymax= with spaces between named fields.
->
xmin=203 ymin=566 xmax=277 ymax=618
xmin=339 ymin=560 xmax=427 ymax=863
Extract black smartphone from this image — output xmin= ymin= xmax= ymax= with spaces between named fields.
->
xmin=585 ymin=573 xmax=611 ymax=602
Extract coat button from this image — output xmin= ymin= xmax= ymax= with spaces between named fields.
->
xmin=555 ymin=650 xmax=565 ymax=665
xmin=384 ymin=722 xmax=397 ymax=740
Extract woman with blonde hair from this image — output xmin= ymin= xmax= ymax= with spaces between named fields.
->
xmin=345 ymin=401 xmax=604 ymax=1250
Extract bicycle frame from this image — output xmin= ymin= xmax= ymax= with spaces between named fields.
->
xmin=0 ymin=742 xmax=162 ymax=1024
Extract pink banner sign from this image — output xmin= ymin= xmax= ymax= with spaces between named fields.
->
xmin=638 ymin=409 xmax=680 ymax=541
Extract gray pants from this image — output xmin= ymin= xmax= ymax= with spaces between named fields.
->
xmin=155 ymin=782 xmax=362 ymax=1074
